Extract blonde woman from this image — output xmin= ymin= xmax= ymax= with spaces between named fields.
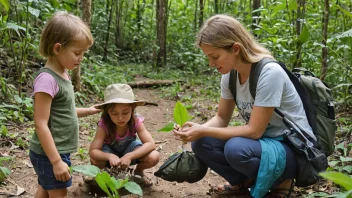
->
xmin=174 ymin=15 xmax=315 ymax=198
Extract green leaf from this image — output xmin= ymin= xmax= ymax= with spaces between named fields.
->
xmin=157 ymin=122 xmax=174 ymax=132
xmin=1 ymin=125 xmax=8 ymax=137
xmin=288 ymin=0 xmax=298 ymax=11
xmin=124 ymin=181 xmax=143 ymax=196
xmin=270 ymin=3 xmax=285 ymax=17
xmin=334 ymin=29 xmax=352 ymax=39
xmin=334 ymin=5 xmax=352 ymax=18
xmin=0 ymin=167 xmax=11 ymax=182
xmin=116 ymin=177 xmax=128 ymax=190
xmin=95 ymin=172 xmax=112 ymax=197
xmin=28 ymin=7 xmax=40 ymax=17
xmin=297 ymin=25 xmax=310 ymax=44
xmin=5 ymin=23 xmax=26 ymax=37
xmin=343 ymin=166 xmax=352 ymax=174
xmin=174 ymin=101 xmax=189 ymax=126
xmin=320 ymin=172 xmax=352 ymax=190
xmin=0 ymin=0 xmax=9 ymax=12
xmin=71 ymin=165 xmax=100 ymax=177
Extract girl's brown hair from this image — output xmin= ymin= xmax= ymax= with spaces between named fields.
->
xmin=196 ymin=14 xmax=274 ymax=63
xmin=101 ymin=104 xmax=136 ymax=143
xmin=39 ymin=11 xmax=93 ymax=57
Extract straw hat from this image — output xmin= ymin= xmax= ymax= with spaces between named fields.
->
xmin=96 ymin=84 xmax=145 ymax=109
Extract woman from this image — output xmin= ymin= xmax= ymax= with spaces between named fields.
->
xmin=173 ymin=14 xmax=316 ymax=198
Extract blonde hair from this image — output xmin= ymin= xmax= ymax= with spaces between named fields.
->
xmin=39 ymin=11 xmax=94 ymax=57
xmin=196 ymin=14 xmax=274 ymax=63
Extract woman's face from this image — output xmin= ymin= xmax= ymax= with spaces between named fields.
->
xmin=200 ymin=43 xmax=239 ymax=74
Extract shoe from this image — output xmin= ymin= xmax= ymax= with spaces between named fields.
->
xmin=131 ymin=174 xmax=153 ymax=187
xmin=266 ymin=179 xmax=295 ymax=198
xmin=210 ymin=182 xmax=250 ymax=196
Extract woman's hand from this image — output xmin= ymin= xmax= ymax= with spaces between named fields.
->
xmin=173 ymin=122 xmax=205 ymax=143
xmin=108 ymin=154 xmax=121 ymax=167
xmin=52 ymin=160 xmax=71 ymax=182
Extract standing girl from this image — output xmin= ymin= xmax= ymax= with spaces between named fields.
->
xmin=89 ymin=84 xmax=160 ymax=187
xmin=30 ymin=11 xmax=100 ymax=198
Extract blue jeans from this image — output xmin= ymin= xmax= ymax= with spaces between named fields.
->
xmin=191 ymin=137 xmax=296 ymax=187
xmin=29 ymin=150 xmax=72 ymax=190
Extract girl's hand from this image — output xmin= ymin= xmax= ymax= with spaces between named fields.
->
xmin=52 ymin=160 xmax=71 ymax=182
xmin=108 ymin=154 xmax=121 ymax=167
xmin=173 ymin=124 xmax=205 ymax=143
xmin=89 ymin=104 xmax=102 ymax=115
xmin=119 ymin=154 xmax=132 ymax=170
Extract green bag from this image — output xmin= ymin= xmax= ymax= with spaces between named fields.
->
xmin=154 ymin=150 xmax=208 ymax=183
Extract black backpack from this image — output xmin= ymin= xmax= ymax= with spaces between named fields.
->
xmin=228 ymin=58 xmax=336 ymax=156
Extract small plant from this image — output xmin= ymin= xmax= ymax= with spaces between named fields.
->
xmin=77 ymin=148 xmax=88 ymax=160
xmin=319 ymin=172 xmax=352 ymax=198
xmin=158 ymin=101 xmax=191 ymax=132
xmin=0 ymin=157 xmax=12 ymax=183
xmin=71 ymin=165 xmax=142 ymax=198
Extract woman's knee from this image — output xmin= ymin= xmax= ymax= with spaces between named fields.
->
xmin=224 ymin=137 xmax=261 ymax=164
xmin=191 ymin=137 xmax=208 ymax=155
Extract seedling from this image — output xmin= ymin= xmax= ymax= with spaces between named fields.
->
xmin=0 ymin=157 xmax=12 ymax=182
xmin=71 ymin=165 xmax=143 ymax=198
xmin=158 ymin=101 xmax=191 ymax=132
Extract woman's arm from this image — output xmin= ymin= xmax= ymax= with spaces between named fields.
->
xmin=175 ymin=97 xmax=275 ymax=141
xmin=89 ymin=127 xmax=114 ymax=161
xmin=34 ymin=92 xmax=71 ymax=181
xmin=125 ymin=123 xmax=156 ymax=160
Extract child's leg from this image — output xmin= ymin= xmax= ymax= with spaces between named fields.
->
xmin=134 ymin=149 xmax=160 ymax=175
xmin=34 ymin=184 xmax=49 ymax=198
xmin=47 ymin=188 xmax=68 ymax=198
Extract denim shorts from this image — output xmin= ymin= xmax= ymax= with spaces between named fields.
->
xmin=29 ymin=150 xmax=72 ymax=190
xmin=102 ymin=139 xmax=142 ymax=167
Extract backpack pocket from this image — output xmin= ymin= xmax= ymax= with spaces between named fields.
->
xmin=316 ymin=114 xmax=337 ymax=156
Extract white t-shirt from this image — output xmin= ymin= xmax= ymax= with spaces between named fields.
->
xmin=221 ymin=62 xmax=315 ymax=138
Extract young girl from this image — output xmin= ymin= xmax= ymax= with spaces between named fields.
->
xmin=89 ymin=84 xmax=160 ymax=187
xmin=30 ymin=11 xmax=101 ymax=198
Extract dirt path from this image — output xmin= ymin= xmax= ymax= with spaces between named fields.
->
xmin=1 ymin=87 xmax=229 ymax=198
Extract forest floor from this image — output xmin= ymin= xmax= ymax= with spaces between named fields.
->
xmin=0 ymin=78 xmax=339 ymax=198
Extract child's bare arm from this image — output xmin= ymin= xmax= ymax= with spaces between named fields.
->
xmin=34 ymin=92 xmax=71 ymax=182
xmin=76 ymin=104 xmax=101 ymax=118
xmin=89 ymin=126 xmax=119 ymax=163
xmin=125 ymin=123 xmax=156 ymax=160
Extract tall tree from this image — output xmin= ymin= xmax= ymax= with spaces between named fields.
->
xmin=293 ymin=0 xmax=306 ymax=68
xmin=72 ymin=0 xmax=92 ymax=91
xmin=102 ymin=0 xmax=114 ymax=61
xmin=115 ymin=0 xmax=124 ymax=49
xmin=214 ymin=0 xmax=219 ymax=14
xmin=321 ymin=0 xmax=329 ymax=80
xmin=251 ymin=0 xmax=261 ymax=35
xmin=156 ymin=0 xmax=168 ymax=67
xmin=199 ymin=0 xmax=204 ymax=28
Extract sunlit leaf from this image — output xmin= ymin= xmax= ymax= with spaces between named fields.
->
xmin=71 ymin=165 xmax=100 ymax=177
xmin=334 ymin=29 xmax=352 ymax=39
xmin=157 ymin=122 xmax=174 ymax=132
xmin=95 ymin=172 xmax=113 ymax=197
xmin=0 ymin=0 xmax=9 ymax=12
xmin=320 ymin=172 xmax=352 ymax=190
xmin=334 ymin=5 xmax=352 ymax=18
xmin=288 ymin=0 xmax=298 ymax=11
xmin=174 ymin=101 xmax=189 ymax=126
xmin=297 ymin=25 xmax=310 ymax=44
xmin=28 ymin=7 xmax=40 ymax=17
xmin=0 ymin=167 xmax=11 ymax=182
xmin=343 ymin=166 xmax=352 ymax=174
xmin=124 ymin=181 xmax=143 ymax=196
xmin=5 ymin=23 xmax=26 ymax=37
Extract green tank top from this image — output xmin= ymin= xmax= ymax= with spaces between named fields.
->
xmin=30 ymin=68 xmax=79 ymax=155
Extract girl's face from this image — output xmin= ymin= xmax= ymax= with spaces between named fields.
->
xmin=200 ymin=43 xmax=240 ymax=74
xmin=108 ymin=103 xmax=133 ymax=127
xmin=54 ymin=38 xmax=90 ymax=70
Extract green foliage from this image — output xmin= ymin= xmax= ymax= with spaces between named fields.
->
xmin=320 ymin=172 xmax=352 ymax=197
xmin=71 ymin=165 xmax=143 ymax=198
xmin=0 ymin=157 xmax=12 ymax=183
xmin=158 ymin=101 xmax=190 ymax=132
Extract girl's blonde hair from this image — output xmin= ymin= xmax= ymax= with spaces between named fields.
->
xmin=196 ymin=14 xmax=274 ymax=63
xmin=39 ymin=11 xmax=94 ymax=57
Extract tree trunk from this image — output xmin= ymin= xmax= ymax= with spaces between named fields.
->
xmin=102 ymin=0 xmax=114 ymax=61
xmin=214 ymin=0 xmax=219 ymax=14
xmin=72 ymin=0 xmax=91 ymax=91
xmin=199 ymin=0 xmax=204 ymax=28
xmin=321 ymin=0 xmax=329 ymax=80
xmin=155 ymin=0 xmax=167 ymax=68
xmin=293 ymin=0 xmax=306 ymax=69
xmin=251 ymin=0 xmax=261 ymax=35
xmin=194 ymin=0 xmax=198 ymax=31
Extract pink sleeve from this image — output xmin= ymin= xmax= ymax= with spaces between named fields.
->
xmin=98 ymin=119 xmax=108 ymax=133
xmin=134 ymin=116 xmax=145 ymax=129
xmin=32 ymin=72 xmax=59 ymax=98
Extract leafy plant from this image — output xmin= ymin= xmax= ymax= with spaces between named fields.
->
xmin=0 ymin=157 xmax=12 ymax=183
xmin=319 ymin=172 xmax=352 ymax=198
xmin=71 ymin=165 xmax=142 ymax=198
xmin=77 ymin=148 xmax=88 ymax=160
xmin=157 ymin=101 xmax=191 ymax=132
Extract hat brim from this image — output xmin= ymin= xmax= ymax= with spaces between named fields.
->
xmin=95 ymin=98 xmax=145 ymax=109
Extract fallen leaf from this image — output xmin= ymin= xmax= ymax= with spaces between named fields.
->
xmin=16 ymin=185 xmax=25 ymax=196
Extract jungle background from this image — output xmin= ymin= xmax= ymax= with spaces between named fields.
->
xmin=0 ymin=0 xmax=351 ymax=197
